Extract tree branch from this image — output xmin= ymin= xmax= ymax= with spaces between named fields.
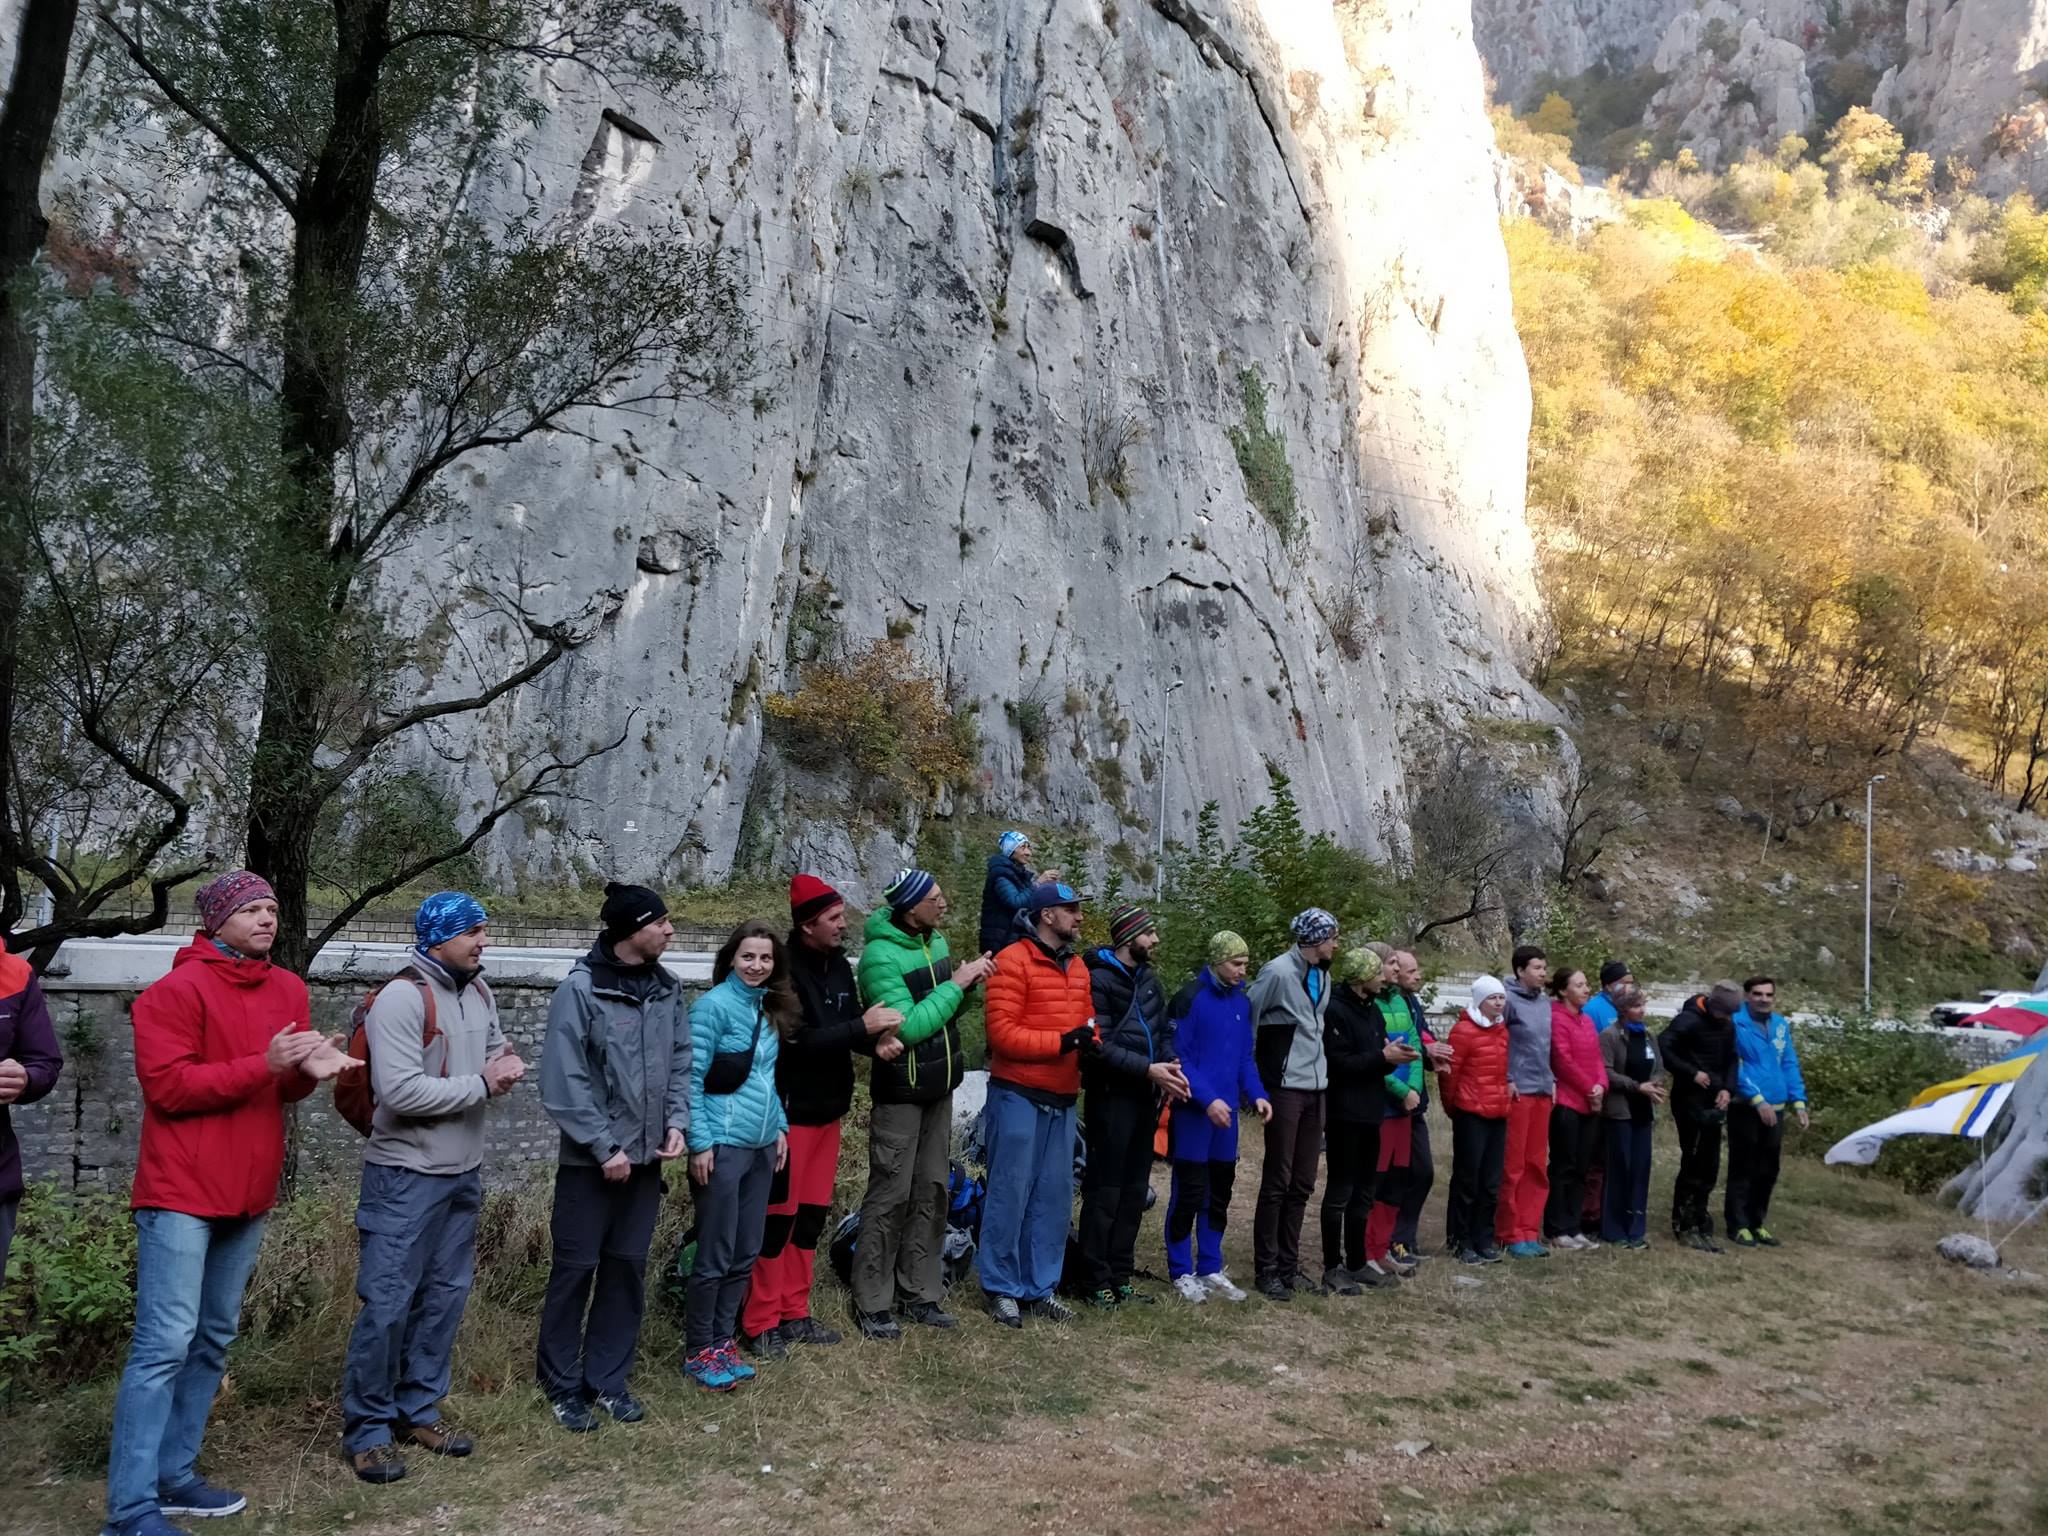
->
xmin=94 ymin=4 xmax=301 ymax=217
xmin=306 ymin=721 xmax=633 ymax=961
xmin=7 ymin=857 xmax=208 ymax=962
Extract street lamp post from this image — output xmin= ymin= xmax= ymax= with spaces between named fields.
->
xmin=1864 ymin=773 xmax=1886 ymax=1015
xmin=1155 ymin=679 xmax=1183 ymax=899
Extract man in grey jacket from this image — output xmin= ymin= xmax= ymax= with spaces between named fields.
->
xmin=1247 ymin=909 xmax=1339 ymax=1302
xmin=535 ymin=883 xmax=690 ymax=1431
xmin=343 ymin=892 xmax=525 ymax=1484
xmin=1498 ymin=944 xmax=1556 ymax=1259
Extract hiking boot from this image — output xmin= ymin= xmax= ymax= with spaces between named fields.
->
xmin=1200 ymin=1270 xmax=1248 ymax=1302
xmin=1730 ymin=1228 xmax=1759 ymax=1248
xmin=593 ymin=1390 xmax=645 ymax=1424
xmin=1391 ymin=1242 xmax=1428 ymax=1265
xmin=714 ymin=1340 xmax=755 ymax=1382
xmin=1025 ymin=1296 xmax=1076 ymax=1324
xmin=1283 ymin=1269 xmax=1318 ymax=1294
xmin=784 ymin=1315 xmax=843 ymax=1345
xmin=1475 ymin=1244 xmax=1506 ymax=1264
xmin=1755 ymin=1228 xmax=1781 ymax=1247
xmin=1347 ymin=1263 xmax=1393 ymax=1289
xmin=1682 ymin=1230 xmax=1723 ymax=1254
xmin=350 ymin=1443 xmax=408 ymax=1484
xmin=1115 ymin=1283 xmax=1156 ymax=1305
xmin=856 ymin=1310 xmax=902 ymax=1341
xmin=1322 ymin=1265 xmax=1362 ymax=1296
xmin=743 ymin=1326 xmax=788 ymax=1359
xmin=1621 ymin=1238 xmax=1650 ymax=1251
xmin=549 ymin=1395 xmax=599 ymax=1432
xmin=986 ymin=1295 xmax=1024 ymax=1329
xmin=1456 ymin=1247 xmax=1487 ymax=1266
xmin=1086 ymin=1287 xmax=1121 ymax=1309
xmin=901 ymin=1300 xmax=958 ymax=1329
xmin=1256 ymin=1275 xmax=1292 ymax=1302
xmin=399 ymin=1417 xmax=473 ymax=1457
xmin=683 ymin=1346 xmax=737 ymax=1391
xmin=159 ymin=1478 xmax=248 ymax=1517
xmin=1172 ymin=1274 xmax=1209 ymax=1304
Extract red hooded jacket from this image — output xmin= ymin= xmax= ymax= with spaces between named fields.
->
xmin=1550 ymin=999 xmax=1609 ymax=1116
xmin=1442 ymin=1008 xmax=1512 ymax=1119
xmin=130 ymin=939 xmax=318 ymax=1218
xmin=984 ymin=936 xmax=1095 ymax=1099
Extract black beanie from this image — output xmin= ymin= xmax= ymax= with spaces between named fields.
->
xmin=1599 ymin=959 xmax=1631 ymax=987
xmin=601 ymin=881 xmax=669 ymax=942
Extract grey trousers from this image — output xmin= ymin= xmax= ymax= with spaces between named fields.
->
xmin=686 ymin=1143 xmax=775 ymax=1352
xmin=852 ymin=1096 xmax=951 ymax=1315
xmin=342 ymin=1162 xmax=483 ymax=1453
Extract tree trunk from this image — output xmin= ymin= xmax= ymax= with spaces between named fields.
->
xmin=0 ymin=0 xmax=81 ymax=938
xmin=244 ymin=0 xmax=390 ymax=976
xmin=1943 ymin=1060 xmax=2048 ymax=1227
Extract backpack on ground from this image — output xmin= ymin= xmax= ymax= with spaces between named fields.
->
xmin=333 ymin=970 xmax=444 ymax=1135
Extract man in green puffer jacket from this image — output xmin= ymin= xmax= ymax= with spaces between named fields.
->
xmin=851 ymin=870 xmax=996 ymax=1340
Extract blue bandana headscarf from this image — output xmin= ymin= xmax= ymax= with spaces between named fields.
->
xmin=999 ymin=830 xmax=1030 ymax=859
xmin=415 ymin=891 xmax=488 ymax=951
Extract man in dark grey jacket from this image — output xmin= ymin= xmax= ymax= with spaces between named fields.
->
xmin=535 ymin=883 xmax=691 ymax=1430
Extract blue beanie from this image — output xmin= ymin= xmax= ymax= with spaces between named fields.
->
xmin=883 ymin=868 xmax=938 ymax=913
xmin=416 ymin=891 xmax=488 ymax=951
xmin=998 ymin=830 xmax=1030 ymax=859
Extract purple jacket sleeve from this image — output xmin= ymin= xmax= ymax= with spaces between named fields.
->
xmin=12 ymin=975 xmax=63 ymax=1103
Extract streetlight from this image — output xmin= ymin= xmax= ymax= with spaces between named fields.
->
xmin=1155 ymin=679 xmax=1184 ymax=898
xmin=1864 ymin=773 xmax=1886 ymax=1015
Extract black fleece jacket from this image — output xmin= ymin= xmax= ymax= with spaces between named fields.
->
xmin=781 ymin=938 xmax=877 ymax=1126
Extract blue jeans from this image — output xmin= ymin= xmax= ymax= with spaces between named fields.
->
xmin=104 ymin=1209 xmax=268 ymax=1529
xmin=976 ymin=1081 xmax=1075 ymax=1302
xmin=342 ymin=1162 xmax=483 ymax=1453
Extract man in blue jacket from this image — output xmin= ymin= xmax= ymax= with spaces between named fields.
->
xmin=1726 ymin=976 xmax=1809 ymax=1248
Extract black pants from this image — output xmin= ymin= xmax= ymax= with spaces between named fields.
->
xmin=536 ymin=1162 xmax=663 ymax=1400
xmin=1253 ymin=1087 xmax=1324 ymax=1283
xmin=1671 ymin=1108 xmax=1725 ymax=1236
xmin=1446 ymin=1111 xmax=1506 ymax=1253
xmin=1319 ymin=1118 xmax=1381 ymax=1273
xmin=1725 ymin=1104 xmax=1786 ymax=1235
xmin=1076 ymin=1092 xmax=1158 ymax=1292
xmin=1545 ymin=1107 xmax=1601 ymax=1239
xmin=1392 ymin=1112 xmax=1435 ymax=1251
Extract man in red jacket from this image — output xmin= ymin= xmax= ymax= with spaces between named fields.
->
xmin=978 ymin=881 xmax=1097 ymax=1330
xmin=103 ymin=871 xmax=355 ymax=1536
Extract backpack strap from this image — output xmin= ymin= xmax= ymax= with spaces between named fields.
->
xmin=397 ymin=967 xmax=446 ymax=1079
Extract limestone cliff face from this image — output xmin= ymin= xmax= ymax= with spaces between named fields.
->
xmin=36 ymin=1 xmax=1554 ymax=896
xmin=1874 ymin=0 xmax=2048 ymax=197
xmin=1472 ymin=0 xmax=1681 ymax=107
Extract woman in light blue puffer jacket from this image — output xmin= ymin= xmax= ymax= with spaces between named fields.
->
xmin=684 ymin=921 xmax=793 ymax=1391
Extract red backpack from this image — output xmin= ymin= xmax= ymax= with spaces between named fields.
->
xmin=333 ymin=970 xmax=445 ymax=1135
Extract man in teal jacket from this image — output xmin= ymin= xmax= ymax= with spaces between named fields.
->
xmin=1726 ymin=976 xmax=1809 ymax=1248
xmin=850 ymin=870 xmax=995 ymax=1339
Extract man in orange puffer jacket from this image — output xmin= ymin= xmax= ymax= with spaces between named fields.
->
xmin=1442 ymin=976 xmax=1513 ymax=1264
xmin=979 ymin=881 xmax=1097 ymax=1328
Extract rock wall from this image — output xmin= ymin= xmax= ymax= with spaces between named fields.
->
xmin=1873 ymin=0 xmax=2048 ymax=197
xmin=1472 ymin=0 xmax=1682 ymax=106
xmin=33 ymin=1 xmax=1553 ymax=899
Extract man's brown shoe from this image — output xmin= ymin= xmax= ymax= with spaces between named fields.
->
xmin=399 ymin=1418 xmax=474 ymax=1457
xmin=350 ymin=1444 xmax=407 ymax=1484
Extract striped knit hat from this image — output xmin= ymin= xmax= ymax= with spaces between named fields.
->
xmin=1106 ymin=903 xmax=1157 ymax=948
xmin=883 ymin=868 xmax=938 ymax=913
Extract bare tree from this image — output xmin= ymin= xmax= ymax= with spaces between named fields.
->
xmin=57 ymin=2 xmax=754 ymax=971
xmin=1395 ymin=738 xmax=1518 ymax=946
xmin=1553 ymin=757 xmax=1646 ymax=888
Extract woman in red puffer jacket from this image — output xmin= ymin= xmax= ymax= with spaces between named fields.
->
xmin=1442 ymin=977 xmax=1512 ymax=1262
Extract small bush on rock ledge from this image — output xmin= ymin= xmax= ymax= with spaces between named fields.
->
xmin=765 ymin=639 xmax=978 ymax=814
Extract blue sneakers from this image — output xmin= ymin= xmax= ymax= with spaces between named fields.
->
xmin=1506 ymin=1240 xmax=1551 ymax=1259
xmin=684 ymin=1346 xmax=737 ymax=1391
xmin=715 ymin=1340 xmax=757 ymax=1383
xmin=105 ymin=1515 xmax=190 ymax=1536
xmin=158 ymin=1480 xmax=249 ymax=1517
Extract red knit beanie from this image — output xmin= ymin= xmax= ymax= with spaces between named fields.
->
xmin=790 ymin=873 xmax=844 ymax=926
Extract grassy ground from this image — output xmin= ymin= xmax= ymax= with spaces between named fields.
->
xmin=6 ymin=1118 xmax=2045 ymax=1536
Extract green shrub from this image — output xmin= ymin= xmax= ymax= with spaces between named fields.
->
xmin=1796 ymin=1017 xmax=1978 ymax=1192
xmin=0 ymin=1186 xmax=137 ymax=1400
xmin=1225 ymin=367 xmax=1302 ymax=549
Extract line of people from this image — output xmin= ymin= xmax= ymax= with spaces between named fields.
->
xmin=83 ymin=845 xmax=1811 ymax=1535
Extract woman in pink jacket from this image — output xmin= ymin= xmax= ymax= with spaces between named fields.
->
xmin=1544 ymin=968 xmax=1607 ymax=1250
